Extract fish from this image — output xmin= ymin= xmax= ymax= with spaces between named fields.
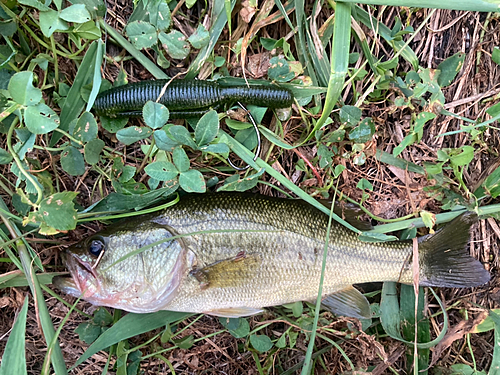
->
xmin=54 ymin=193 xmax=490 ymax=319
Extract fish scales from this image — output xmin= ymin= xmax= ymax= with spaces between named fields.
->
xmin=55 ymin=193 xmax=490 ymax=318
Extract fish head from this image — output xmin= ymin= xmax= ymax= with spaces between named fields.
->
xmin=55 ymin=220 xmax=189 ymax=313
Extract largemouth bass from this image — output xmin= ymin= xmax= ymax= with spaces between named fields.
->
xmin=54 ymin=193 xmax=490 ymax=318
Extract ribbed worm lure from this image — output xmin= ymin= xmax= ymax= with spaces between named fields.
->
xmin=93 ymin=79 xmax=294 ymax=170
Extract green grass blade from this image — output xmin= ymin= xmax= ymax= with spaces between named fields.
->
xmin=400 ymin=285 xmax=430 ymax=374
xmin=100 ymin=20 xmax=168 ymax=80
xmin=370 ymin=203 xmax=500 ymax=233
xmin=85 ymin=39 xmax=104 ymax=112
xmin=50 ymin=40 xmax=100 ymax=146
xmin=185 ymin=0 xmax=235 ymax=79
xmin=489 ymin=311 xmax=500 ymax=375
xmin=17 ymin=239 xmax=68 ymax=374
xmin=72 ymin=311 xmax=191 ymax=369
xmin=0 ymin=271 xmax=66 ymax=287
xmin=273 ymin=0 xmax=294 ymax=31
xmin=0 ymin=296 xmax=29 ymax=375
xmin=300 ymin=196 xmax=336 ymax=375
xmin=381 ymin=283 xmax=447 ymax=349
xmin=352 ymin=5 xmax=418 ymax=70
xmin=342 ymin=0 xmax=500 ymax=12
xmin=303 ymin=2 xmax=351 ymax=142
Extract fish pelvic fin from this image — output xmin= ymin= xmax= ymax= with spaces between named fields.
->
xmin=321 ymin=286 xmax=371 ymax=319
xmin=419 ymin=212 xmax=490 ymax=288
xmin=204 ymin=307 xmax=264 ymax=318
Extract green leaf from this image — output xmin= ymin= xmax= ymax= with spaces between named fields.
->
xmin=143 ymin=101 xmax=169 ymax=129
xmin=449 ymin=146 xmax=474 ymax=167
xmin=70 ymin=0 xmax=106 ymax=18
xmin=126 ymin=21 xmax=158 ymax=49
xmin=235 ymin=127 xmax=258 ymax=150
xmin=493 ymin=46 xmax=500 ymax=66
xmin=150 ymin=2 xmax=171 ymax=31
xmin=100 ymin=116 xmax=128 ymax=133
xmin=199 ymin=142 xmax=230 ymax=156
xmin=59 ymin=4 xmax=91 ymax=23
xmin=39 ymin=9 xmax=69 ymax=38
xmin=249 ymin=334 xmax=273 ymax=353
xmin=8 ymin=71 xmax=42 ymax=106
xmin=116 ymin=126 xmax=152 ymax=145
xmin=187 ymin=24 xmax=210 ymax=49
xmin=326 ymin=128 xmax=346 ymax=143
xmin=194 ymin=110 xmax=219 ymax=146
xmin=0 ymin=148 xmax=13 ymax=164
xmin=90 ymin=185 xmax=177 ymax=212
xmin=159 ymin=30 xmax=191 ymax=60
xmin=217 ymin=169 xmax=264 ymax=192
xmin=144 ymin=161 xmax=178 ymax=181
xmin=84 ymin=138 xmax=104 ymax=165
xmin=60 ymin=146 xmax=86 ymax=176
xmin=154 ymin=129 xmax=179 ymax=151
xmin=0 ymin=296 xmax=28 ymax=375
xmin=85 ymin=302 xmax=110 ymax=323
xmin=268 ymin=56 xmax=294 ymax=82
xmin=75 ymin=322 xmax=104 ymax=345
xmin=348 ymin=118 xmax=375 ymax=143
xmin=487 ymin=101 xmax=500 ymax=118
xmin=173 ymin=335 xmax=194 ymax=349
xmin=358 ymin=232 xmax=398 ymax=242
xmin=437 ymin=52 xmax=465 ymax=87
xmin=18 ymin=0 xmax=49 ymax=11
xmin=173 ymin=147 xmax=190 ymax=173
xmin=356 ymin=178 xmax=373 ymax=191
xmin=258 ymin=125 xmax=295 ymax=149
xmin=39 ymin=191 xmax=78 ymax=231
xmin=24 ymin=104 xmax=60 ymax=134
xmin=74 ymin=21 xmax=102 ymax=39
xmin=169 ymin=125 xmax=198 ymax=149
xmin=73 ymin=111 xmax=98 ymax=142
xmin=291 ymin=301 xmax=303 ymax=318
xmin=74 ymin=311 xmax=191 ymax=368
xmin=179 ymin=169 xmax=205 ymax=193
xmin=219 ymin=317 xmax=250 ymax=338
xmin=160 ymin=324 xmax=172 ymax=343
xmin=339 ymin=105 xmax=361 ymax=125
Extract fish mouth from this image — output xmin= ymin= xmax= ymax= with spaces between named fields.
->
xmin=56 ymin=251 xmax=100 ymax=299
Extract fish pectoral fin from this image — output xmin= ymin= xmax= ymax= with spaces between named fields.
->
xmin=190 ymin=252 xmax=261 ymax=289
xmin=322 ymin=286 xmax=371 ymax=320
xmin=204 ymin=306 xmax=264 ymax=318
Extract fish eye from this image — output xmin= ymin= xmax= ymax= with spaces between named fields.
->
xmin=88 ymin=238 xmax=105 ymax=258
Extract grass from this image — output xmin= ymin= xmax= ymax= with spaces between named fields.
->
xmin=0 ymin=0 xmax=499 ymax=373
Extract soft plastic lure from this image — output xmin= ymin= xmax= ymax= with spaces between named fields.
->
xmin=93 ymin=79 xmax=294 ymax=118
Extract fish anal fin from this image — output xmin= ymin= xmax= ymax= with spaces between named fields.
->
xmin=322 ymin=286 xmax=371 ymax=319
xmin=190 ymin=252 xmax=261 ymax=289
xmin=205 ymin=307 xmax=264 ymax=318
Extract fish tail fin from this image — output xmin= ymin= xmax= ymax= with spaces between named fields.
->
xmin=419 ymin=212 xmax=490 ymax=288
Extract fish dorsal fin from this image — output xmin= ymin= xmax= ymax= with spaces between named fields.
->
xmin=318 ymin=200 xmax=373 ymax=231
xmin=322 ymin=286 xmax=371 ymax=319
xmin=190 ymin=252 xmax=261 ymax=289
xmin=205 ymin=307 xmax=264 ymax=318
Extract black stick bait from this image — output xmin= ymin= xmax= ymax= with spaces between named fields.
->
xmin=93 ymin=79 xmax=294 ymax=118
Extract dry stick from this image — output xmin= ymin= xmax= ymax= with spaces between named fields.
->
xmin=444 ymin=87 xmax=500 ymax=109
